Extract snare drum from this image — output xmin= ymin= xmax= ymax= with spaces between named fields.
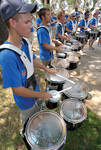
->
xmin=50 ymin=58 xmax=70 ymax=69
xmin=66 ymin=56 xmax=80 ymax=70
xmin=45 ymin=68 xmax=70 ymax=91
xmin=75 ymin=33 xmax=87 ymax=44
xmin=46 ymin=90 xmax=61 ymax=109
xmin=62 ymin=79 xmax=89 ymax=101
xmin=67 ymin=51 xmax=81 ymax=59
xmin=56 ymin=53 xmax=67 ymax=59
xmin=89 ymin=30 xmax=99 ymax=41
xmin=59 ymin=98 xmax=87 ymax=130
xmin=23 ymin=110 xmax=66 ymax=150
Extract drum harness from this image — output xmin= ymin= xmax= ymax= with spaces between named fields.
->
xmin=56 ymin=22 xmax=65 ymax=43
xmin=37 ymin=25 xmax=53 ymax=56
xmin=0 ymin=38 xmax=37 ymax=91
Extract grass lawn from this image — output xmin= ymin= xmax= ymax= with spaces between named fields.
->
xmin=0 ymin=67 xmax=101 ymax=150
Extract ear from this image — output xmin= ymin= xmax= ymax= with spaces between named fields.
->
xmin=41 ymin=15 xmax=44 ymax=20
xmin=9 ymin=18 xmax=16 ymax=28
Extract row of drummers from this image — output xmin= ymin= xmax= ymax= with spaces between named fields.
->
xmin=20 ymin=10 xmax=101 ymax=150
xmin=23 ymin=37 xmax=89 ymax=149
xmin=44 ymin=43 xmax=88 ymax=124
xmin=64 ymin=10 xmax=101 ymax=50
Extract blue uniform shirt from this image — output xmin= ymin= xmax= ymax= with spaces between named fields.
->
xmin=55 ymin=22 xmax=65 ymax=42
xmin=51 ymin=16 xmax=57 ymax=26
xmin=37 ymin=24 xmax=54 ymax=60
xmin=36 ymin=17 xmax=41 ymax=26
xmin=0 ymin=39 xmax=40 ymax=110
xmin=88 ymin=18 xmax=98 ymax=30
xmin=78 ymin=19 xmax=89 ymax=33
xmin=66 ymin=20 xmax=77 ymax=34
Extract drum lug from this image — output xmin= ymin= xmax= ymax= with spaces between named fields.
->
xmin=73 ymin=123 xmax=76 ymax=127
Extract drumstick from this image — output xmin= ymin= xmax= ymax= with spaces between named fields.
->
xmin=53 ymin=87 xmax=72 ymax=95
xmin=56 ymin=74 xmax=75 ymax=84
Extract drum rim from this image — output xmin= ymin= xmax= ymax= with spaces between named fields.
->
xmin=59 ymin=98 xmax=87 ymax=124
xmin=63 ymin=79 xmax=89 ymax=100
xmin=51 ymin=58 xmax=70 ymax=68
xmin=25 ymin=110 xmax=67 ymax=150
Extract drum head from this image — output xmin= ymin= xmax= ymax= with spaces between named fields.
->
xmin=59 ymin=98 xmax=87 ymax=124
xmin=45 ymin=68 xmax=70 ymax=83
xmin=67 ymin=51 xmax=81 ymax=58
xmin=48 ymin=90 xmax=61 ymax=102
xmin=51 ymin=58 xmax=69 ymax=69
xmin=63 ymin=79 xmax=89 ymax=100
xmin=66 ymin=56 xmax=79 ymax=63
xmin=25 ymin=110 xmax=66 ymax=150
xmin=59 ymin=45 xmax=72 ymax=52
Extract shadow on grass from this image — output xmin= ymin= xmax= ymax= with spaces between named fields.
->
xmin=62 ymin=109 xmax=101 ymax=150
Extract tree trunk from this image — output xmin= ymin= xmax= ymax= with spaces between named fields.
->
xmin=0 ymin=13 xmax=8 ymax=45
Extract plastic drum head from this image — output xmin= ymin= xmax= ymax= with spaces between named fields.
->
xmin=48 ymin=90 xmax=61 ymax=103
xmin=45 ymin=68 xmax=70 ymax=83
xmin=63 ymin=79 xmax=89 ymax=100
xmin=51 ymin=58 xmax=69 ymax=69
xmin=66 ymin=56 xmax=79 ymax=63
xmin=59 ymin=45 xmax=72 ymax=52
xmin=67 ymin=51 xmax=81 ymax=59
xmin=59 ymin=98 xmax=87 ymax=124
xmin=25 ymin=110 xmax=66 ymax=150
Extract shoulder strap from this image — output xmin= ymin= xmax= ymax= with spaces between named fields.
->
xmin=0 ymin=44 xmax=22 ymax=55
xmin=0 ymin=38 xmax=32 ymax=56
xmin=37 ymin=25 xmax=50 ymax=33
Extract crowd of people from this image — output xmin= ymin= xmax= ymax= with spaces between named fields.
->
xmin=0 ymin=0 xmax=101 ymax=148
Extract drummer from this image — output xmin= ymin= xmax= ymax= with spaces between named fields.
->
xmin=0 ymin=0 xmax=59 ymax=128
xmin=55 ymin=10 xmax=70 ymax=45
xmin=88 ymin=11 xmax=99 ymax=50
xmin=37 ymin=8 xmax=63 ymax=67
xmin=78 ymin=10 xmax=90 ymax=52
xmin=65 ymin=13 xmax=78 ymax=36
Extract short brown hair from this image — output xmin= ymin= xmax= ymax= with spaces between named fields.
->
xmin=57 ymin=10 xmax=65 ymax=19
xmin=5 ymin=13 xmax=20 ymax=29
xmin=38 ymin=8 xmax=50 ymax=20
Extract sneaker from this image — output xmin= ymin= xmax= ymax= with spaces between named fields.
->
xmin=89 ymin=46 xmax=94 ymax=50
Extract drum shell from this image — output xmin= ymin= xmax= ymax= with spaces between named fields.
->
xmin=46 ymin=90 xmax=61 ymax=109
xmin=66 ymin=56 xmax=79 ymax=70
xmin=97 ymin=30 xmax=101 ymax=38
xmin=89 ymin=30 xmax=99 ymax=40
xmin=46 ymin=100 xmax=59 ymax=109
xmin=75 ymin=34 xmax=86 ymax=44
xmin=24 ymin=110 xmax=67 ymax=150
xmin=56 ymin=53 xmax=67 ymax=59
xmin=68 ymin=62 xmax=78 ymax=70
xmin=45 ymin=79 xmax=65 ymax=91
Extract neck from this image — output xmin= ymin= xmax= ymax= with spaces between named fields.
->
xmin=7 ymin=31 xmax=22 ymax=49
xmin=41 ymin=20 xmax=47 ymax=26
xmin=58 ymin=20 xmax=62 ymax=24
